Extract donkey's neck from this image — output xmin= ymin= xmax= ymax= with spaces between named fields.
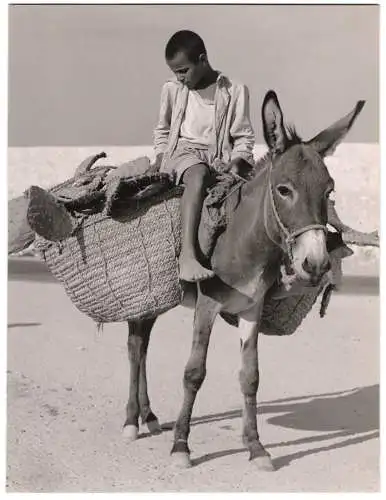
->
xmin=211 ymin=159 xmax=282 ymax=290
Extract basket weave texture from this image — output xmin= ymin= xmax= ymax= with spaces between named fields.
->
xmin=34 ymin=183 xmax=328 ymax=335
xmin=35 ymin=188 xmax=184 ymax=323
xmin=261 ymin=280 xmax=327 ymax=335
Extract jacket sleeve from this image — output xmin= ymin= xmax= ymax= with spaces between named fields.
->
xmin=153 ymin=83 xmax=173 ymax=155
xmin=229 ymin=84 xmax=255 ymax=164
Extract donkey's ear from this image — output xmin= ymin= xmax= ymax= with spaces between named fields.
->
xmin=262 ymin=90 xmax=289 ymax=154
xmin=306 ymin=101 xmax=365 ymax=157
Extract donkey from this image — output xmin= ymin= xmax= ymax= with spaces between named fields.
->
xmin=121 ymin=90 xmax=365 ymax=470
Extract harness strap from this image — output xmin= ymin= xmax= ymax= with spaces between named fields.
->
xmin=264 ymin=187 xmax=284 ymax=251
xmin=265 ymin=160 xmax=327 ymax=257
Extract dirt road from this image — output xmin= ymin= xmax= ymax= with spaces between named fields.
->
xmin=7 ymin=256 xmax=379 ymax=492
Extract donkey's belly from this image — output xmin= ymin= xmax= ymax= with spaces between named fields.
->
xmin=220 ymin=288 xmax=263 ymax=315
xmin=198 ymin=274 xmax=268 ymax=315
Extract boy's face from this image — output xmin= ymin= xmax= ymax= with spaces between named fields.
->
xmin=166 ymin=51 xmax=207 ymax=90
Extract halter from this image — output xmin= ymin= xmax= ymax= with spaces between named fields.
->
xmin=263 ymin=160 xmax=327 ymax=260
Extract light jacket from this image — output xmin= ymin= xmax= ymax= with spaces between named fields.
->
xmin=153 ymin=73 xmax=255 ymax=169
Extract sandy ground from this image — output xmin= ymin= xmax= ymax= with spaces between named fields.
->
xmin=6 ymin=254 xmax=379 ymax=493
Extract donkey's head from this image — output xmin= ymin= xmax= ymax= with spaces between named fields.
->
xmin=261 ymin=90 xmax=365 ymax=284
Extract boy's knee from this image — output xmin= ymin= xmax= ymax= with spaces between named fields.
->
xmin=182 ymin=164 xmax=210 ymax=186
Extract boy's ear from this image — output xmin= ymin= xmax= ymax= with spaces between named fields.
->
xmin=199 ymin=53 xmax=208 ymax=64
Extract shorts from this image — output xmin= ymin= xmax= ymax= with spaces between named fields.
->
xmin=161 ymin=141 xmax=215 ymax=185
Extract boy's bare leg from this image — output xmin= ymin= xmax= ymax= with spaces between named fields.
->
xmin=179 ymin=164 xmax=215 ymax=282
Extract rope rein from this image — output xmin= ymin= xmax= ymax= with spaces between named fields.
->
xmin=264 ymin=160 xmax=327 ymax=259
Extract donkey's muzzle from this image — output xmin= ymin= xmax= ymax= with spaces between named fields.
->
xmin=302 ymin=257 xmax=331 ymax=285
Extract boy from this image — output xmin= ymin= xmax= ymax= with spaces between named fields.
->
xmin=153 ymin=30 xmax=255 ymax=282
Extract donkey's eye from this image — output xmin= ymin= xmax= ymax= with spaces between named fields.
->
xmin=276 ymin=185 xmax=293 ymax=198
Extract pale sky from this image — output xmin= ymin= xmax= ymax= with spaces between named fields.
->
xmin=8 ymin=4 xmax=379 ymax=146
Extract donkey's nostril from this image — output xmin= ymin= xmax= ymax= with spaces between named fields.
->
xmin=302 ymin=257 xmax=312 ymax=274
xmin=302 ymin=257 xmax=330 ymax=278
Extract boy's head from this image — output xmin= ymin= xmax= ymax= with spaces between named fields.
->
xmin=165 ymin=30 xmax=210 ymax=89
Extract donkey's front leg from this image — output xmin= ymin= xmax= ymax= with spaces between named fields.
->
xmin=171 ymin=290 xmax=220 ymax=468
xmin=239 ymin=312 xmax=275 ymax=471
xmin=123 ymin=317 xmax=158 ymax=441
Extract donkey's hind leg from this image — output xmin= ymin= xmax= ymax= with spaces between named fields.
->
xmin=138 ymin=319 xmax=162 ymax=435
xmin=171 ymin=289 xmax=220 ymax=468
xmin=239 ymin=312 xmax=275 ymax=471
xmin=123 ymin=317 xmax=158 ymax=440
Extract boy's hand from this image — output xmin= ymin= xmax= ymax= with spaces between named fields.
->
xmin=147 ymin=153 xmax=164 ymax=174
xmin=227 ymin=157 xmax=253 ymax=178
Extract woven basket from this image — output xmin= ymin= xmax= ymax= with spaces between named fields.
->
xmin=261 ymin=281 xmax=327 ymax=336
xmin=34 ymin=184 xmax=330 ymax=335
xmin=35 ymin=188 xmax=182 ymax=323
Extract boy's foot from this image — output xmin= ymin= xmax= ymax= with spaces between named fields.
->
xmin=179 ymin=256 xmax=215 ymax=282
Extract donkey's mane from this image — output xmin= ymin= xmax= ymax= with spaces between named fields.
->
xmin=285 ymin=124 xmax=302 ymax=145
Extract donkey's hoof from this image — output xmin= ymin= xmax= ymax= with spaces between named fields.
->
xmin=147 ymin=419 xmax=162 ymax=435
xmin=122 ymin=425 xmax=139 ymax=441
xmin=171 ymin=452 xmax=192 ymax=469
xmin=251 ymin=453 xmax=276 ymax=471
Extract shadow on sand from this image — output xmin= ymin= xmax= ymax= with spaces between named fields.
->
xmin=157 ymin=385 xmax=379 ymax=469
xmin=8 ymin=258 xmax=57 ymax=283
xmin=7 ymin=322 xmax=42 ymax=329
xmin=338 ymin=275 xmax=379 ymax=296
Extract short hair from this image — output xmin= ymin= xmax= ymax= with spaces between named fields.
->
xmin=165 ymin=30 xmax=207 ymax=63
